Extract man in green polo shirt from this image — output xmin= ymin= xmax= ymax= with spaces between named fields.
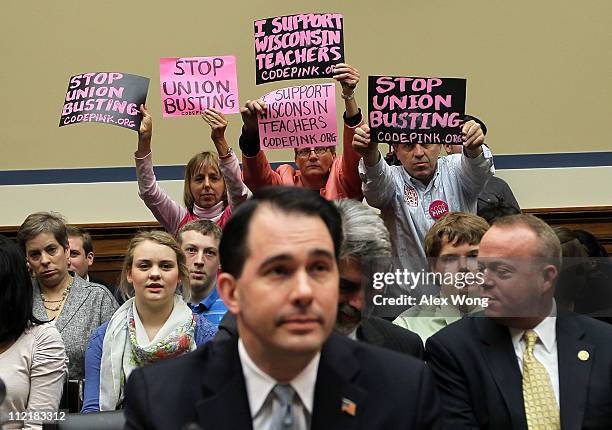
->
xmin=393 ymin=212 xmax=489 ymax=341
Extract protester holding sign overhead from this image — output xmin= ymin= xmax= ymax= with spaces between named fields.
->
xmin=353 ymin=103 xmax=492 ymax=314
xmin=134 ymin=106 xmax=249 ymax=235
xmin=238 ymin=63 xmax=365 ymax=200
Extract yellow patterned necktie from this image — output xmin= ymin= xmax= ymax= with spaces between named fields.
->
xmin=522 ymin=329 xmax=560 ymax=430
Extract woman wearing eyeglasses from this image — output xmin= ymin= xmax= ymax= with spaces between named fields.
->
xmin=237 ymin=63 xmax=365 ymax=200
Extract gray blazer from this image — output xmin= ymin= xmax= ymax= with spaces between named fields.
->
xmin=32 ymin=274 xmax=118 ymax=379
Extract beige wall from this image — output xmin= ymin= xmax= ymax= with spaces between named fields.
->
xmin=1 ymin=0 xmax=611 ymax=224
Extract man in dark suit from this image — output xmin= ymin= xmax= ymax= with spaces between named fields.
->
xmin=66 ymin=225 xmax=123 ymax=304
xmin=215 ymin=199 xmax=424 ymax=359
xmin=124 ymin=186 xmax=440 ymax=429
xmin=332 ymin=199 xmax=424 ymax=358
xmin=426 ymin=214 xmax=612 ymax=429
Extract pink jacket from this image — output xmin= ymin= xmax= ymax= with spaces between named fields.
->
xmin=242 ymin=120 xmax=364 ymax=200
xmin=135 ymin=150 xmax=249 ymax=235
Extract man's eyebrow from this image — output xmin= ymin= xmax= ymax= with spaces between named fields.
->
xmin=260 ymin=254 xmax=293 ymax=267
xmin=478 ymin=258 xmax=514 ymax=268
xmin=259 ymin=249 xmax=335 ymax=267
xmin=310 ymin=249 xmax=335 ymax=260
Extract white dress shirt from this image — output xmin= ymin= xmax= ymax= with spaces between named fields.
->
xmin=238 ymin=339 xmax=320 ymax=430
xmin=508 ymin=302 xmax=559 ymax=406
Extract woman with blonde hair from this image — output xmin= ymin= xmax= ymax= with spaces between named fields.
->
xmin=135 ymin=106 xmax=249 ymax=235
xmin=81 ymin=231 xmax=216 ymax=412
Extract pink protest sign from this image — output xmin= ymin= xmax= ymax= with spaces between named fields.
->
xmin=160 ymin=56 xmax=239 ymax=117
xmin=258 ymin=83 xmax=337 ymax=150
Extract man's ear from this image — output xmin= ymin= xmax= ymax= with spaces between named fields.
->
xmin=218 ymin=273 xmax=240 ymax=314
xmin=540 ymin=264 xmax=559 ymax=294
xmin=86 ymin=252 xmax=94 ymax=267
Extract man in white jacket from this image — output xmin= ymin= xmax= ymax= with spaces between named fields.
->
xmin=352 ymin=119 xmax=492 ymax=316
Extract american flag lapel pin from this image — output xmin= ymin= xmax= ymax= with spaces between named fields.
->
xmin=341 ymin=397 xmax=357 ymax=416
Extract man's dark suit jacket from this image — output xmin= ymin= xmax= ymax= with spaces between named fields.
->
xmin=215 ymin=313 xmax=424 ymax=359
xmin=124 ymin=333 xmax=441 ymax=429
xmin=357 ymin=316 xmax=424 ymax=359
xmin=426 ymin=313 xmax=612 ymax=429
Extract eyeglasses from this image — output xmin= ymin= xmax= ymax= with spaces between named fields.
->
xmin=295 ymin=147 xmax=331 ymax=158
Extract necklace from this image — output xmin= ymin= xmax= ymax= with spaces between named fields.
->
xmin=41 ymin=281 xmax=72 ymax=312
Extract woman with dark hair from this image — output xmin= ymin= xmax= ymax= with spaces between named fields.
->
xmin=17 ymin=212 xmax=118 ymax=380
xmin=0 ymin=236 xmax=67 ymax=429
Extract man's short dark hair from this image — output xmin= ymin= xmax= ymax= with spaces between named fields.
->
xmin=178 ymin=219 xmax=222 ymax=244
xmin=66 ymin=225 xmax=94 ymax=255
xmin=219 ymin=186 xmax=342 ymax=278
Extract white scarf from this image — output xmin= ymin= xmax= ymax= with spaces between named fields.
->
xmin=99 ymin=295 xmax=195 ymax=410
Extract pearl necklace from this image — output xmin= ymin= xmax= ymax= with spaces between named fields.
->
xmin=41 ymin=282 xmax=72 ymax=312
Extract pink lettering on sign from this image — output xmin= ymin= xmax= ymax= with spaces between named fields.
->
xmin=59 ymin=71 xmax=149 ymax=131
xmin=257 ymin=83 xmax=337 ymax=151
xmin=159 ymin=56 xmax=240 ymax=117
xmin=428 ymin=200 xmax=449 ymax=220
xmin=367 ymin=75 xmax=466 ymax=146
xmin=254 ymin=13 xmax=344 ymax=84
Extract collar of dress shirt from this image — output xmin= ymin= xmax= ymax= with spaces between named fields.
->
xmin=190 ymin=285 xmax=219 ymax=311
xmin=433 ymin=302 xmax=463 ymax=327
xmin=238 ymin=338 xmax=320 ymax=419
xmin=509 ymin=300 xmax=557 ymax=353
xmin=404 ymin=163 xmax=442 ymax=191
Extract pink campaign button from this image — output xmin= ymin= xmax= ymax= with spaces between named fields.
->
xmin=429 ymin=200 xmax=449 ymax=219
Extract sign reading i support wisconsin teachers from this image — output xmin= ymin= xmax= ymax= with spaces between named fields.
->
xmin=258 ymin=83 xmax=337 ymax=150
xmin=60 ymin=72 xmax=149 ymax=131
xmin=254 ymin=13 xmax=344 ymax=84
xmin=368 ymin=76 xmax=466 ymax=145
xmin=160 ymin=56 xmax=240 ymax=117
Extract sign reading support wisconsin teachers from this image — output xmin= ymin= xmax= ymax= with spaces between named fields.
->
xmin=258 ymin=83 xmax=337 ymax=150
xmin=254 ymin=13 xmax=344 ymax=84
xmin=160 ymin=56 xmax=240 ymax=117
xmin=368 ymin=76 xmax=466 ymax=145
xmin=60 ymin=72 xmax=149 ymax=131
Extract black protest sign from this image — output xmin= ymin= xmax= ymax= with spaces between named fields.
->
xmin=368 ymin=76 xmax=466 ymax=145
xmin=60 ymin=72 xmax=150 ymax=131
xmin=254 ymin=13 xmax=344 ymax=84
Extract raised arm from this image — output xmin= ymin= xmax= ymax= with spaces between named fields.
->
xmin=239 ymin=99 xmax=283 ymax=191
xmin=457 ymin=119 xmax=494 ymax=200
xmin=134 ymin=105 xmax=188 ymax=235
xmin=332 ymin=63 xmax=365 ymax=199
xmin=201 ymin=108 xmax=249 ymax=208
xmin=353 ymin=124 xmax=396 ymax=208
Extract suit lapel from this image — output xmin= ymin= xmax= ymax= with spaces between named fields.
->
xmin=557 ymin=315 xmax=592 ymax=429
xmin=54 ymin=276 xmax=89 ymax=333
xmin=195 ymin=340 xmax=253 ymax=430
xmin=477 ymin=318 xmax=528 ymax=430
xmin=356 ymin=318 xmax=384 ymax=347
xmin=32 ymin=283 xmax=47 ymax=321
xmin=311 ymin=334 xmax=366 ymax=430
